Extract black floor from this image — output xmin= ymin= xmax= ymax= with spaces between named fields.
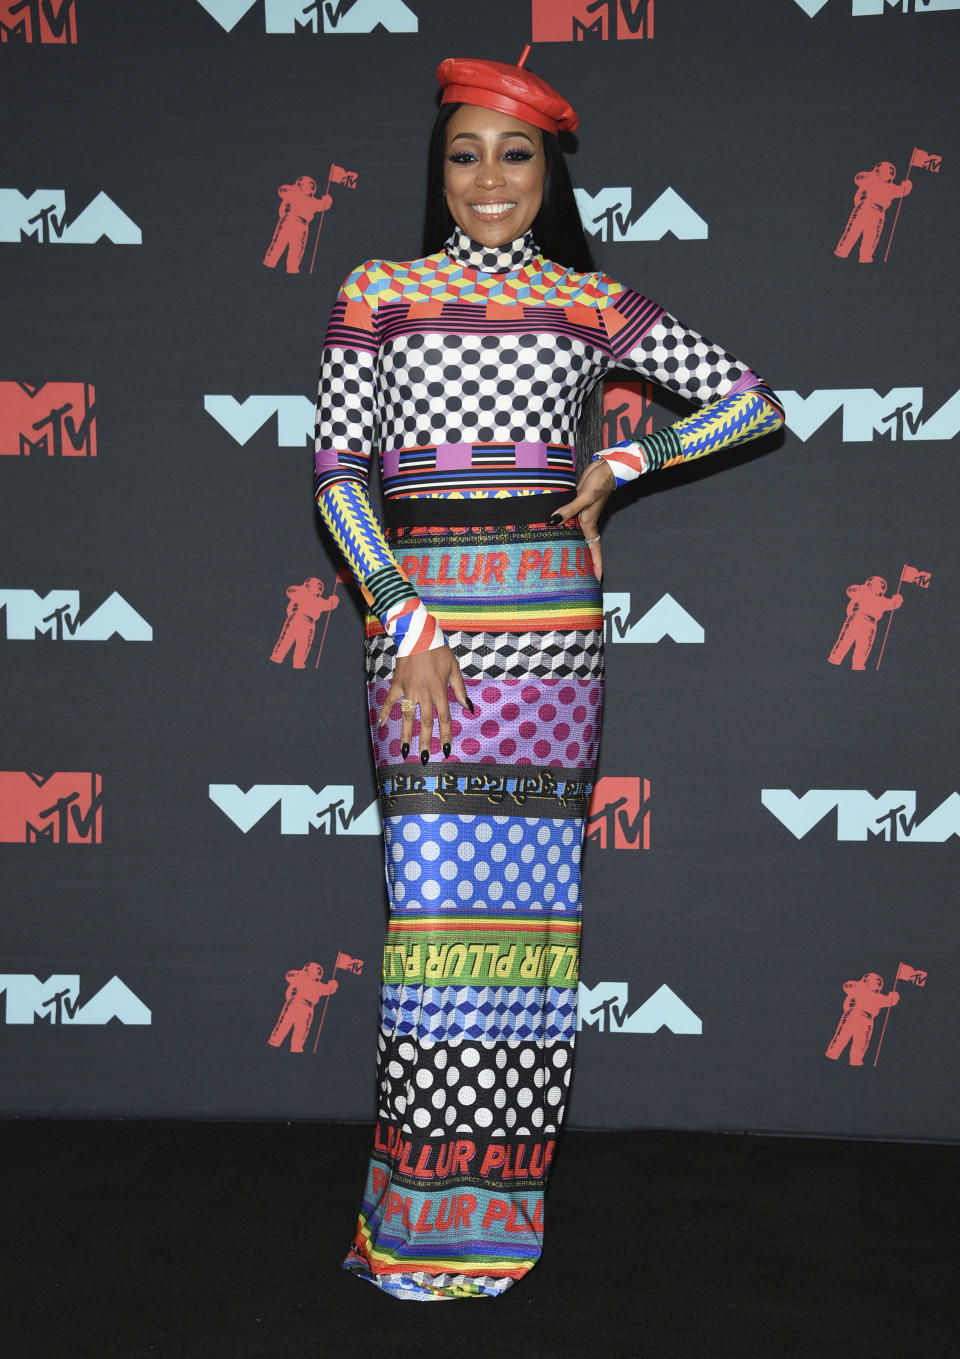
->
xmin=2 ymin=1121 xmax=956 ymax=1359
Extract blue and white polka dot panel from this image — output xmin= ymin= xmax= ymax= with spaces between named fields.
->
xmin=383 ymin=813 xmax=584 ymax=914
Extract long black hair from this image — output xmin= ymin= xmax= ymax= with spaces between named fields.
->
xmin=422 ymin=103 xmax=604 ymax=469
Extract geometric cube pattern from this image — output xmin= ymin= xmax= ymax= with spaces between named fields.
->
xmin=378 ymin=983 xmax=579 ymax=1044
xmin=364 ymin=628 xmax=604 ymax=681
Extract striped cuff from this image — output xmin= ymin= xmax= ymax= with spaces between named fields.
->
xmin=592 ymin=426 xmax=684 ymax=487
xmin=387 ymin=599 xmax=447 ymax=657
xmin=592 ymin=442 xmax=649 ymax=486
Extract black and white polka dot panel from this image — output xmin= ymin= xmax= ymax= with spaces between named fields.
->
xmin=376 ymin=1033 xmax=573 ymax=1138
xmin=445 ymin=227 xmax=538 ymax=275
xmin=629 ymin=314 xmax=745 ymax=403
xmin=376 ymin=331 xmax=601 ymax=450
xmin=314 ymin=347 xmax=376 ymax=454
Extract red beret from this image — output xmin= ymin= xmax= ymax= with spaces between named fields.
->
xmin=436 ymin=56 xmax=578 ymax=136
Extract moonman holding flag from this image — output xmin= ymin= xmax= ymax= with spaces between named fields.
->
xmin=825 ymin=973 xmax=899 ymax=1067
xmin=270 ymin=576 xmax=340 ymax=669
xmin=268 ymin=962 xmax=339 ymax=1053
xmin=834 ymin=161 xmax=912 ymax=263
xmin=264 ymin=176 xmax=333 ymax=274
xmin=828 ymin=575 xmax=902 ymax=670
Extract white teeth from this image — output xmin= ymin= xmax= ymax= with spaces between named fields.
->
xmin=471 ymin=203 xmax=515 ymax=215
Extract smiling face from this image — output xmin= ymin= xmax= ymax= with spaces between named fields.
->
xmin=443 ymin=103 xmax=545 ymax=247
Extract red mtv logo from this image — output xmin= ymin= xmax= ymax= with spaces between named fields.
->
xmin=602 ymin=378 xmax=655 ymax=446
xmin=531 ymin=0 xmax=653 ymax=42
xmin=0 ymin=772 xmax=102 ymax=843
xmin=0 ymin=0 xmax=78 ymax=44
xmin=586 ymin=777 xmax=651 ymax=849
xmin=0 ymin=382 xmax=96 ymax=457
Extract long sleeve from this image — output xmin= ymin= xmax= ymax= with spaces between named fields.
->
xmin=594 ymin=285 xmax=784 ymax=486
xmin=314 ymin=262 xmax=445 ymax=656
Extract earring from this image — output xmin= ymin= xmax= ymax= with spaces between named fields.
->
xmin=441 ymin=187 xmax=446 ymax=199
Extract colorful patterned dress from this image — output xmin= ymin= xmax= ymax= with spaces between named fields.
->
xmin=314 ymin=226 xmax=783 ymax=1300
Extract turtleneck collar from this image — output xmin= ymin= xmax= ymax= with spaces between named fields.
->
xmin=443 ymin=225 xmax=539 ymax=274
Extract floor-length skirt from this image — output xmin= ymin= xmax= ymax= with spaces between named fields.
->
xmin=344 ymin=517 xmax=604 ymax=1300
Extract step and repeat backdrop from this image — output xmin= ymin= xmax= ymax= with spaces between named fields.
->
xmin=2 ymin=0 xmax=958 ymax=1141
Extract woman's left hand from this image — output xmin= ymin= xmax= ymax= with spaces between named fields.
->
xmin=550 ymin=457 xmax=616 ymax=581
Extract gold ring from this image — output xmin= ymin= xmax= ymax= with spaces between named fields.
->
xmin=400 ymin=698 xmax=416 ymax=714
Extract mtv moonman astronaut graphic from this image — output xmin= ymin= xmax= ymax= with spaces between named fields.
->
xmin=825 ymin=973 xmax=899 ymax=1067
xmin=828 ymin=576 xmax=902 ymax=670
xmin=267 ymin=963 xmax=339 ymax=1053
xmin=834 ymin=162 xmax=912 ymax=264
xmin=270 ymin=577 xmax=339 ymax=668
xmin=263 ymin=177 xmax=332 ymax=274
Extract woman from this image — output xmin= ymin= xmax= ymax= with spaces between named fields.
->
xmin=314 ymin=54 xmax=783 ymax=1301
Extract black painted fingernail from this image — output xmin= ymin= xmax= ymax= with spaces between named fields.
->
xmin=465 ymin=697 xmax=475 ymax=714
xmin=548 ymin=512 xmax=563 ymax=525
xmin=401 ymin=743 xmax=410 ymax=760
xmin=420 ymin=750 xmax=429 ymax=766
xmin=442 ymin=742 xmax=451 ymax=759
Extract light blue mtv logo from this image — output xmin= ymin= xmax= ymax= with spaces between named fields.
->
xmin=574 ymin=187 xmax=708 ymax=243
xmin=204 ymin=394 xmax=314 ymax=447
xmin=0 ymin=975 xmax=151 ymax=1025
xmin=0 ymin=190 xmax=141 ymax=244
xmin=603 ymin=593 xmax=704 ymax=644
xmin=780 ymin=388 xmax=960 ymax=441
xmin=577 ymin=982 xmax=702 ymax=1034
xmin=195 ymin=0 xmax=417 ymax=32
xmin=210 ymin=783 xmax=382 ymax=834
xmin=0 ymin=590 xmax=152 ymax=641
xmin=795 ymin=1 xmax=960 ymax=14
xmin=761 ymin=790 xmax=960 ymax=842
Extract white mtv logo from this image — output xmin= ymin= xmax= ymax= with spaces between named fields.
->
xmin=575 ymin=186 xmax=708 ymax=243
xmin=0 ymin=590 xmax=152 ymax=641
xmin=604 ymin=593 xmax=704 ymax=644
xmin=795 ymin=1 xmax=960 ymax=14
xmin=780 ymin=387 xmax=960 ymax=442
xmin=761 ymin=789 xmax=960 ymax=842
xmin=0 ymin=191 xmax=141 ymax=245
xmin=210 ymin=784 xmax=382 ymax=835
xmin=578 ymin=982 xmax=702 ymax=1034
xmin=0 ymin=975 xmax=151 ymax=1025
xmin=204 ymin=394 xmax=313 ymax=447
xmin=195 ymin=0 xmax=417 ymax=33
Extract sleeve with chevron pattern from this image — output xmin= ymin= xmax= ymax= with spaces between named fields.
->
xmin=314 ymin=262 xmax=445 ymax=657
xmin=593 ymin=285 xmax=784 ymax=486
